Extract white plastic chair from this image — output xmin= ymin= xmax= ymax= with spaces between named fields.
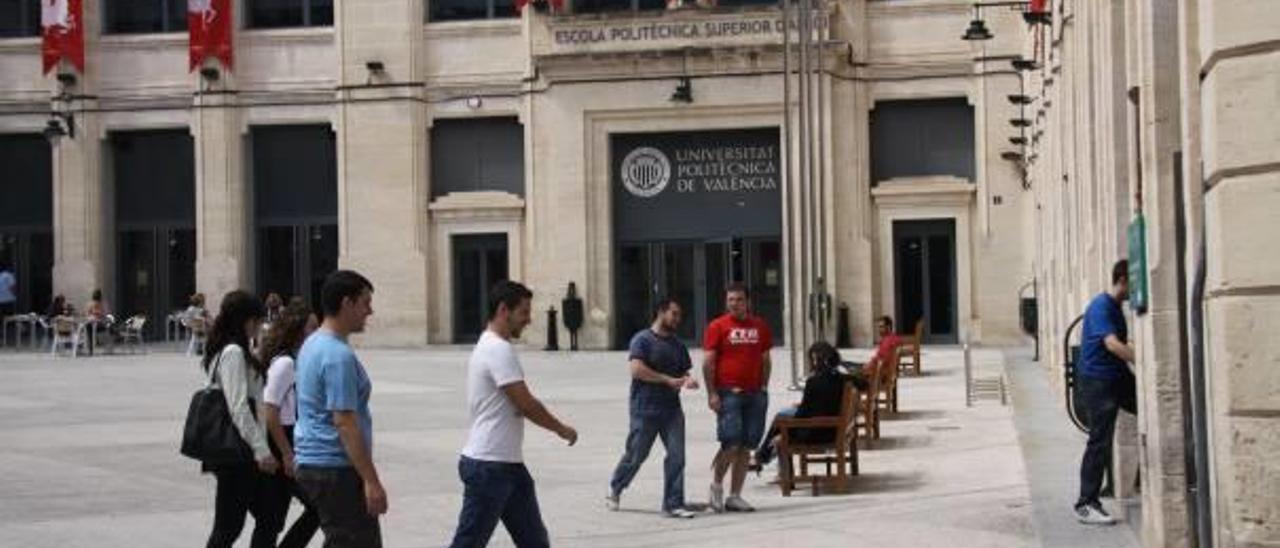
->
xmin=118 ymin=316 xmax=147 ymax=354
xmin=185 ymin=316 xmax=208 ymax=357
xmin=50 ymin=316 xmax=86 ymax=357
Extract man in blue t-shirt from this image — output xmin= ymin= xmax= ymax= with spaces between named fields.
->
xmin=294 ymin=270 xmax=385 ymax=547
xmin=606 ymin=299 xmax=700 ymax=518
xmin=1074 ymin=259 xmax=1136 ymax=526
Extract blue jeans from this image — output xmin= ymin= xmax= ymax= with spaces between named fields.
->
xmin=609 ymin=410 xmax=686 ymax=512
xmin=449 ymin=457 xmax=549 ymax=548
xmin=754 ymin=406 xmax=798 ymax=466
xmin=716 ymin=389 xmax=768 ymax=450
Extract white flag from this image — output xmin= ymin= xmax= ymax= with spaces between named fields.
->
xmin=42 ymin=0 xmax=68 ymax=28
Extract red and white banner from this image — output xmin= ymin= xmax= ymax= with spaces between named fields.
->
xmin=189 ymin=0 xmax=233 ymax=71
xmin=41 ymin=0 xmax=85 ymax=74
xmin=514 ymin=0 xmax=564 ymax=14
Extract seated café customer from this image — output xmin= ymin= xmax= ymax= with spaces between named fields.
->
xmin=85 ymin=289 xmax=110 ymax=322
xmin=752 ymin=342 xmax=850 ymax=470
xmin=185 ymin=293 xmax=211 ymax=325
xmin=47 ymin=295 xmax=69 ymax=318
xmin=264 ymin=292 xmax=284 ymax=324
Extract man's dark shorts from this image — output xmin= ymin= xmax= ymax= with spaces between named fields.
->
xmin=716 ymin=389 xmax=768 ymax=449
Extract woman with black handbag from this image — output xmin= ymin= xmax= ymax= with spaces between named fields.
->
xmin=202 ymin=290 xmax=280 ymax=548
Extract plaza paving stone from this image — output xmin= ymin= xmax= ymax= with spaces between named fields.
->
xmin=0 ymin=343 xmax=1134 ymax=547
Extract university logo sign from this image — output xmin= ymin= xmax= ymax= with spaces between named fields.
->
xmin=620 ymin=147 xmax=671 ymax=198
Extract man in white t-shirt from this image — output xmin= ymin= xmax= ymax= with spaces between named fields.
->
xmin=448 ymin=280 xmax=578 ymax=548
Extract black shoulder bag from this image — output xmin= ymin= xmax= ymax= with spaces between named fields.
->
xmin=180 ymin=352 xmax=254 ymax=465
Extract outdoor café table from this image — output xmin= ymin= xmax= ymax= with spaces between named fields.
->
xmin=2 ymin=314 xmax=40 ymax=350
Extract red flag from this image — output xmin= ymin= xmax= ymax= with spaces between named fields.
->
xmin=1030 ymin=0 xmax=1047 ymax=12
xmin=189 ymin=0 xmax=233 ymax=71
xmin=514 ymin=0 xmax=563 ymax=13
xmin=41 ymin=0 xmax=85 ymax=74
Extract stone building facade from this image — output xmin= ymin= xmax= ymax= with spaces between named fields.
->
xmin=1027 ymin=0 xmax=1279 ymax=546
xmin=1 ymin=0 xmax=1032 ymax=354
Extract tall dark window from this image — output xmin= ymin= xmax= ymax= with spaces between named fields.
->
xmin=112 ymin=130 xmax=196 ymax=338
xmin=104 ymin=0 xmax=187 ymax=34
xmin=0 ymin=0 xmax=40 ymax=38
xmin=870 ymin=97 xmax=976 ymax=183
xmin=249 ymin=0 xmax=334 ymax=28
xmin=429 ymin=0 xmax=516 ymax=21
xmin=430 ymin=117 xmax=524 ymax=199
xmin=252 ymin=125 xmax=338 ymax=308
xmin=0 ymin=134 xmax=53 ymax=316
xmin=573 ymin=0 xmax=664 ymax=14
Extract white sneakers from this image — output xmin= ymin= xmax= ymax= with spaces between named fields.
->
xmin=708 ymin=483 xmax=725 ymax=513
xmin=1075 ymin=503 xmax=1117 ymax=525
xmin=664 ymin=507 xmax=697 ymax=519
xmin=724 ymin=495 xmax=755 ymax=513
xmin=708 ymin=483 xmax=756 ymax=513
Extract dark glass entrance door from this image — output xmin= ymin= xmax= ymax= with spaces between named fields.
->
xmin=111 ymin=129 xmax=196 ymax=339
xmin=257 ymin=224 xmax=338 ymax=309
xmin=452 ymin=233 xmax=508 ymax=343
xmin=893 ymin=219 xmax=957 ymax=344
xmin=118 ymin=227 xmax=196 ymax=338
xmin=614 ymin=238 xmax=782 ymax=349
xmin=0 ymin=232 xmax=53 ymax=316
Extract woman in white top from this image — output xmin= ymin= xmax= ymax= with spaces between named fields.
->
xmin=201 ymin=290 xmax=279 ymax=548
xmin=259 ymin=300 xmax=320 ymax=548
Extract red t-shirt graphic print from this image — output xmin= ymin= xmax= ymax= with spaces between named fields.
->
xmin=703 ymin=314 xmax=772 ymax=392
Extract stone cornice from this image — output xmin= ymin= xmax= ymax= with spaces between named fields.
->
xmin=871 ymin=176 xmax=976 ymax=207
xmin=429 ymin=192 xmax=526 ymax=219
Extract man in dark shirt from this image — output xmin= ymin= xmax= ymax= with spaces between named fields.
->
xmin=1074 ymin=260 xmax=1136 ymax=526
xmin=606 ymin=299 xmax=700 ymax=518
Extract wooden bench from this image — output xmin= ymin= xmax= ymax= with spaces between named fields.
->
xmin=898 ymin=318 xmax=925 ymax=376
xmin=776 ymin=382 xmax=859 ymax=496
xmin=876 ymin=345 xmax=902 ymax=415
xmin=854 ymin=362 xmax=880 ymax=441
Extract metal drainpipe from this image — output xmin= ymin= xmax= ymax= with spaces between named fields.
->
xmin=1188 ymin=222 xmax=1213 ymax=547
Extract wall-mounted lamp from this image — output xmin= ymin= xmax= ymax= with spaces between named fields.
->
xmin=43 ymin=111 xmax=75 ymax=143
xmin=1007 ymin=94 xmax=1033 ymax=105
xmin=365 ymin=60 xmax=385 ymax=74
xmin=1011 ymin=58 xmax=1039 ymax=71
xmin=1010 ymin=118 xmax=1031 ymax=128
xmin=199 ymin=66 xmax=220 ymax=82
xmin=56 ymin=72 xmax=77 ymax=88
xmin=962 ymin=19 xmax=993 ymax=41
xmin=1000 ymin=151 xmax=1024 ymax=162
xmin=961 ymin=2 xmax=1034 ymax=42
xmin=670 ymin=77 xmax=693 ymax=103
xmin=1009 ymin=136 xmax=1028 ymax=146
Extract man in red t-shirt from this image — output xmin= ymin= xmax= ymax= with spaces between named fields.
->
xmin=702 ymin=283 xmax=772 ymax=513
xmin=864 ymin=316 xmax=902 ymax=377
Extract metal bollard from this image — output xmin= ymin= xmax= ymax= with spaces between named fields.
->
xmin=544 ymin=307 xmax=560 ymax=351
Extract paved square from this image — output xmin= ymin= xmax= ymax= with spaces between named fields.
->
xmin=1 ymin=345 xmax=1039 ymax=547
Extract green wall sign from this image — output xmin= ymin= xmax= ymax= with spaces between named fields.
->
xmin=1128 ymin=215 xmax=1149 ymax=314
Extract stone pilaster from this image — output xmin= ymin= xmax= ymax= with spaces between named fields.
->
xmin=1198 ymin=1 xmax=1280 ymax=543
xmin=193 ymin=79 xmax=251 ymax=304
xmin=334 ymin=0 xmax=430 ymax=346
xmin=50 ymin=0 xmax=106 ymax=308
